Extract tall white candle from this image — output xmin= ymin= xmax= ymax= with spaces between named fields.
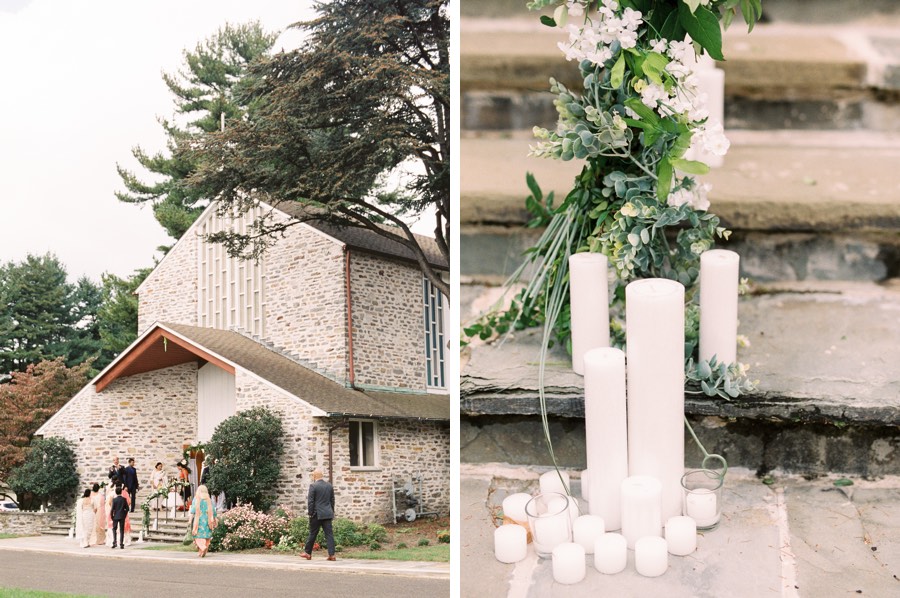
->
xmin=634 ymin=536 xmax=669 ymax=577
xmin=620 ymin=475 xmax=662 ymax=549
xmin=540 ymin=470 xmax=570 ymax=496
xmin=699 ymin=249 xmax=740 ymax=366
xmin=568 ymin=253 xmax=610 ymax=375
xmin=684 ymin=53 xmax=725 ymax=168
xmin=583 ymin=347 xmax=628 ymax=530
xmin=552 ymin=542 xmax=587 ymax=584
xmin=573 ymin=515 xmax=605 ymax=554
xmin=626 ymin=278 xmax=685 ymax=521
xmin=502 ymin=493 xmax=532 ymax=525
xmin=664 ymin=516 xmax=697 ymax=556
xmin=594 ymin=532 xmax=628 ymax=575
xmin=494 ymin=524 xmax=528 ymax=563
xmin=580 ymin=469 xmax=590 ymax=502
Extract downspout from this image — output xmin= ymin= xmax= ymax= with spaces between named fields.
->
xmin=344 ymin=246 xmax=357 ymax=389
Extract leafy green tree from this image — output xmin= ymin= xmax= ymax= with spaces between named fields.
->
xmin=8 ymin=436 xmax=79 ymax=510
xmin=97 ymin=268 xmax=151 ymax=363
xmin=0 ymin=254 xmax=102 ymax=373
xmin=116 ymin=21 xmax=278 ymax=242
xmin=206 ymin=407 xmax=284 ymax=511
xmin=185 ymin=0 xmax=450 ymax=297
xmin=0 ymin=359 xmax=91 ymax=482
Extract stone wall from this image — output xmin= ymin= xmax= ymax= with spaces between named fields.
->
xmin=0 ymin=511 xmax=59 ymax=535
xmin=39 ymin=364 xmax=198 ymax=494
xmin=261 ymin=223 xmax=348 ymax=382
xmin=138 ymin=231 xmax=199 ymax=332
xmin=235 ymin=371 xmax=450 ymax=522
xmin=349 ymin=252 xmax=426 ymax=391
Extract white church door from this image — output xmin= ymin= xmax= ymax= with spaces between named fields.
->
xmin=197 ymin=362 xmax=236 ymax=442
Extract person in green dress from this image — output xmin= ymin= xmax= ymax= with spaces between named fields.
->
xmin=190 ymin=484 xmax=218 ymax=557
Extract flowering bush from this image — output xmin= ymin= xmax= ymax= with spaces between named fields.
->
xmin=286 ymin=516 xmax=387 ymax=549
xmin=209 ymin=503 xmax=293 ymax=552
xmin=465 ymin=0 xmax=761 ymax=399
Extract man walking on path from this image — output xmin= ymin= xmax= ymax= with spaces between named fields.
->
xmin=122 ymin=459 xmax=139 ymax=512
xmin=110 ymin=486 xmax=128 ymax=549
xmin=299 ymin=468 xmax=336 ymax=561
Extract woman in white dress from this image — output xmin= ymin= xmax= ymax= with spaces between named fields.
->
xmin=89 ymin=483 xmax=105 ymax=546
xmin=150 ymin=462 xmax=167 ymax=510
xmin=75 ymin=488 xmax=95 ymax=548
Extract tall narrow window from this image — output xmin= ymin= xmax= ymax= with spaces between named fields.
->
xmin=423 ymin=277 xmax=446 ymax=389
xmin=349 ymin=420 xmax=378 ymax=468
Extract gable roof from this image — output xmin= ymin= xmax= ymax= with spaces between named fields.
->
xmin=272 ymin=201 xmax=449 ymax=270
xmin=93 ymin=322 xmax=449 ymax=422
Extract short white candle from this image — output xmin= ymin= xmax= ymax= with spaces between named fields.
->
xmin=665 ymin=516 xmax=697 ymax=556
xmin=685 ymin=488 xmax=719 ymax=528
xmin=573 ymin=515 xmax=605 ymax=554
xmin=580 ymin=469 xmax=590 ymax=502
xmin=626 ymin=279 xmax=685 ymax=522
xmin=540 ymin=470 xmax=570 ymax=496
xmin=634 ymin=536 xmax=668 ymax=577
xmin=699 ymin=249 xmax=740 ymax=366
xmin=502 ymin=493 xmax=532 ymax=524
xmin=552 ymin=542 xmax=587 ymax=584
xmin=568 ymin=252 xmax=610 ymax=375
xmin=583 ymin=347 xmax=628 ymax=531
xmin=593 ymin=533 xmax=627 ymax=575
xmin=620 ymin=476 xmax=662 ymax=549
xmin=527 ymin=493 xmax=572 ymax=558
xmin=494 ymin=524 xmax=528 ymax=563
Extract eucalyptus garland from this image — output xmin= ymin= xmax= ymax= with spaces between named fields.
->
xmin=465 ymin=0 xmax=761 ymax=400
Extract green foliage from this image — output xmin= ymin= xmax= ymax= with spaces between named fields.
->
xmin=417 ymin=538 xmax=430 ymax=547
xmin=209 ymin=503 xmax=293 ymax=552
xmin=205 ymin=407 xmax=284 ymax=511
xmin=182 ymin=0 xmax=450 ymax=297
xmin=97 ymin=269 xmax=150 ymax=364
xmin=397 ymin=542 xmax=408 ymax=549
xmin=436 ymin=529 xmax=450 ymax=544
xmin=370 ymin=541 xmax=382 ymax=551
xmin=685 ymin=355 xmax=757 ymax=400
xmin=7 ymin=437 xmax=79 ymax=509
xmin=116 ymin=21 xmax=278 ymax=241
xmin=286 ymin=516 xmax=386 ymax=549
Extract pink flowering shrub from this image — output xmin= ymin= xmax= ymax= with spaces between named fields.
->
xmin=209 ymin=503 xmax=294 ymax=552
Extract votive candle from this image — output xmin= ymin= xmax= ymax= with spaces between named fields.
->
xmin=664 ymin=516 xmax=697 ymax=556
xmin=573 ymin=515 xmax=605 ymax=555
xmin=634 ymin=536 xmax=668 ymax=577
xmin=568 ymin=252 xmax=610 ymax=375
xmin=552 ymin=542 xmax=587 ymax=584
xmin=494 ymin=524 xmax=528 ymax=563
xmin=685 ymin=488 xmax=719 ymax=528
xmin=502 ymin=493 xmax=532 ymax=525
xmin=594 ymin=532 xmax=628 ymax=575
xmin=540 ymin=470 xmax=570 ymax=496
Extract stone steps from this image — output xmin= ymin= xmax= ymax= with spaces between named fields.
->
xmin=40 ymin=509 xmax=190 ymax=543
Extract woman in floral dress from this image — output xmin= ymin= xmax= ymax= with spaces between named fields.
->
xmin=190 ymin=484 xmax=217 ymax=557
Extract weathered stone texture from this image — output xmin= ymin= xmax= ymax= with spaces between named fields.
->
xmin=0 ymin=512 xmax=59 ymax=535
xmin=138 ymin=232 xmax=198 ymax=333
xmin=262 ymin=223 xmax=348 ymax=381
xmin=40 ymin=364 xmax=198 ymax=494
xmin=350 ymin=252 xmax=426 ymax=390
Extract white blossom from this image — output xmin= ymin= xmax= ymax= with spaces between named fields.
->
xmin=566 ymin=0 xmax=585 ymax=17
xmin=693 ymin=123 xmax=730 ymax=156
xmin=640 ymin=82 xmax=666 ymax=109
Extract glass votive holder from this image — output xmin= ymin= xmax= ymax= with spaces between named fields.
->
xmin=525 ymin=491 xmax=573 ymax=558
xmin=681 ymin=469 xmax=724 ymax=530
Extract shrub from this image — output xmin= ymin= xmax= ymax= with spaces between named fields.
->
xmin=209 ymin=503 xmax=293 ymax=552
xmin=364 ymin=523 xmax=388 ymax=544
xmin=8 ymin=437 xmax=78 ymax=510
xmin=287 ymin=517 xmax=384 ymax=548
xmin=436 ymin=530 xmax=450 ymax=544
xmin=397 ymin=542 xmax=408 ymax=549
xmin=418 ymin=538 xmax=430 ymax=547
xmin=332 ymin=518 xmax=365 ymax=546
xmin=205 ymin=407 xmax=284 ymax=511
xmin=369 ymin=541 xmax=381 ymax=551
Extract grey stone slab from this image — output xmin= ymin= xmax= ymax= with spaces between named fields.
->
xmin=460 ymin=476 xmax=517 ymax=598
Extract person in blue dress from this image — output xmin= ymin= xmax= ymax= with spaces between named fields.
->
xmin=190 ymin=484 xmax=218 ymax=557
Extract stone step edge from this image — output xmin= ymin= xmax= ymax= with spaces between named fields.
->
xmin=460 ymin=22 xmax=899 ymax=93
xmin=460 ymin=133 xmax=900 ymax=231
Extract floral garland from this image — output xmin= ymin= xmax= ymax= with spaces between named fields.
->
xmin=465 ymin=0 xmax=762 ymax=399
xmin=140 ymin=479 xmax=190 ymax=530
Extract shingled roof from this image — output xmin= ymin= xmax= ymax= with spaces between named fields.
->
xmin=270 ymin=201 xmax=449 ymax=270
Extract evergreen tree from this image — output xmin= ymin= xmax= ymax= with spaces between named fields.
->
xmin=97 ymin=268 xmax=151 ymax=364
xmin=115 ymin=21 xmax=278 ymax=242
xmin=184 ymin=1 xmax=450 ymax=297
xmin=8 ymin=436 xmax=79 ymax=510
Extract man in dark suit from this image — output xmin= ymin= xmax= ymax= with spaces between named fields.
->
xmin=299 ymin=468 xmax=336 ymax=561
xmin=122 ymin=458 xmax=139 ymax=512
xmin=110 ymin=486 xmax=129 ymax=549
xmin=107 ymin=457 xmax=124 ymax=481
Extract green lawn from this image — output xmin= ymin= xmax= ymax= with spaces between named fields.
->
xmin=341 ymin=543 xmax=450 ymax=562
xmin=0 ymin=590 xmax=99 ymax=598
xmin=140 ymin=544 xmax=197 ymax=552
xmin=0 ymin=534 xmax=20 ymax=540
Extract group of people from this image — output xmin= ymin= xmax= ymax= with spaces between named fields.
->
xmin=73 ymin=457 xmax=138 ymax=549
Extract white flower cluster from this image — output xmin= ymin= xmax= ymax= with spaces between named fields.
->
xmin=667 ymin=182 xmax=711 ymax=212
xmin=557 ymin=0 xmax=643 ymax=65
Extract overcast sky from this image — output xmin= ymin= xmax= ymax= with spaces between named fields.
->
xmin=0 ymin=0 xmax=316 ymax=282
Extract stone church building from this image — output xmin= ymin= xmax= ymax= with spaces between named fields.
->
xmin=37 ymin=201 xmax=450 ymax=522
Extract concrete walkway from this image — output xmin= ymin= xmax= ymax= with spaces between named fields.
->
xmin=461 ymin=463 xmax=900 ymax=597
xmin=0 ymin=535 xmax=449 ymax=580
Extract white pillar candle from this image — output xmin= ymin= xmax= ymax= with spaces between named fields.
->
xmin=620 ymin=476 xmax=663 ymax=549
xmin=594 ymin=532 xmax=628 ymax=575
xmin=683 ymin=52 xmax=725 ymax=168
xmin=580 ymin=469 xmax=590 ymax=502
xmin=540 ymin=470 xmax=570 ymax=496
xmin=685 ymin=488 xmax=719 ymax=528
xmin=502 ymin=493 xmax=532 ymax=525
xmin=494 ymin=524 xmax=528 ymax=563
xmin=583 ymin=347 xmax=628 ymax=531
xmin=664 ymin=516 xmax=697 ymax=556
xmin=699 ymin=249 xmax=740 ymax=366
xmin=552 ymin=542 xmax=587 ymax=584
xmin=625 ymin=278 xmax=685 ymax=522
xmin=634 ymin=536 xmax=669 ymax=577
xmin=568 ymin=253 xmax=610 ymax=375
xmin=573 ymin=515 xmax=605 ymax=554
